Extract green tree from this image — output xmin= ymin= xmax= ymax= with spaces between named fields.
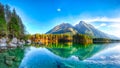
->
xmin=7 ymin=8 xmax=26 ymax=39
xmin=0 ymin=3 xmax=7 ymax=36
xmin=4 ymin=4 xmax=11 ymax=23
xmin=17 ymin=16 xmax=26 ymax=37
xmin=8 ymin=15 xmax=20 ymax=38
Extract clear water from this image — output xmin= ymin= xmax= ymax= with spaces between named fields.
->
xmin=19 ymin=43 xmax=120 ymax=68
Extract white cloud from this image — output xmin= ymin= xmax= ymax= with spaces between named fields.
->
xmin=95 ymin=23 xmax=107 ymax=28
xmin=100 ymin=23 xmax=107 ymax=27
xmin=79 ymin=17 xmax=120 ymax=23
xmin=108 ymin=24 xmax=120 ymax=28
xmin=105 ymin=23 xmax=120 ymax=37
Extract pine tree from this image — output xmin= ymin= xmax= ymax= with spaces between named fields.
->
xmin=0 ymin=3 xmax=26 ymax=39
xmin=0 ymin=3 xmax=7 ymax=36
xmin=4 ymin=4 xmax=11 ymax=23
xmin=7 ymin=9 xmax=21 ymax=38
xmin=17 ymin=16 xmax=26 ymax=37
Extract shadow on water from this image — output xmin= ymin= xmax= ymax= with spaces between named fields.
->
xmin=19 ymin=42 xmax=120 ymax=68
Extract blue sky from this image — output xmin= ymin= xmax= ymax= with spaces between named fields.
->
xmin=1 ymin=0 xmax=120 ymax=37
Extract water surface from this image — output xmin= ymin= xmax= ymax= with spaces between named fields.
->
xmin=19 ymin=43 xmax=120 ymax=68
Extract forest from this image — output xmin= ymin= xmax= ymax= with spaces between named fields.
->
xmin=25 ymin=34 xmax=93 ymax=45
xmin=0 ymin=3 xmax=26 ymax=39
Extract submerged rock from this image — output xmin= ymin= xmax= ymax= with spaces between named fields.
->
xmin=5 ymin=56 xmax=16 ymax=60
xmin=5 ymin=60 xmax=13 ymax=66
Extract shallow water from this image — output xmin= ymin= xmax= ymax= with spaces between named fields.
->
xmin=19 ymin=43 xmax=120 ymax=68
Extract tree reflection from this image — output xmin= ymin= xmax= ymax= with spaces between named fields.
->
xmin=48 ymin=43 xmax=107 ymax=60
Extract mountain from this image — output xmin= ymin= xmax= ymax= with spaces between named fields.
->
xmin=74 ymin=21 xmax=109 ymax=38
xmin=46 ymin=21 xmax=118 ymax=39
xmin=46 ymin=23 xmax=78 ymax=35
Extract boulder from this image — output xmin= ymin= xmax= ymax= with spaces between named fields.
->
xmin=26 ymin=40 xmax=31 ymax=45
xmin=8 ymin=43 xmax=17 ymax=47
xmin=0 ymin=38 xmax=7 ymax=49
xmin=11 ymin=37 xmax=18 ymax=44
xmin=8 ymin=37 xmax=18 ymax=47
xmin=18 ymin=40 xmax=25 ymax=47
xmin=5 ymin=60 xmax=13 ymax=66
xmin=0 ymin=37 xmax=7 ymax=43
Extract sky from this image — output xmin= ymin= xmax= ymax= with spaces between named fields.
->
xmin=1 ymin=0 xmax=120 ymax=37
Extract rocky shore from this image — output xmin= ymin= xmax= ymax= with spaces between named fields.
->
xmin=0 ymin=37 xmax=31 ymax=50
xmin=0 ymin=37 xmax=31 ymax=68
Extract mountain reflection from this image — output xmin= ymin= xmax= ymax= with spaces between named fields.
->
xmin=47 ymin=43 xmax=107 ymax=60
xmin=31 ymin=42 xmax=110 ymax=60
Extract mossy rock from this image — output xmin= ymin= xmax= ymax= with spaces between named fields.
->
xmin=5 ymin=56 xmax=16 ymax=60
xmin=0 ymin=53 xmax=9 ymax=58
xmin=13 ymin=57 xmax=20 ymax=62
xmin=5 ymin=60 xmax=13 ymax=66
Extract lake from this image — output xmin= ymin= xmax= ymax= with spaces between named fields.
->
xmin=19 ymin=43 xmax=120 ymax=68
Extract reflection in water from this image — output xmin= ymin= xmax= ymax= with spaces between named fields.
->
xmin=85 ymin=43 xmax=120 ymax=64
xmin=19 ymin=43 xmax=120 ymax=68
xmin=19 ymin=47 xmax=61 ymax=68
xmin=48 ymin=43 xmax=108 ymax=60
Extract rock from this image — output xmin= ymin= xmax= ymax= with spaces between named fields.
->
xmin=8 ymin=37 xmax=18 ymax=47
xmin=26 ymin=40 xmax=31 ymax=45
xmin=5 ymin=56 xmax=16 ymax=60
xmin=18 ymin=41 xmax=23 ymax=45
xmin=2 ymin=53 xmax=9 ymax=57
xmin=0 ymin=37 xmax=7 ymax=48
xmin=5 ymin=60 xmax=13 ymax=66
xmin=18 ymin=40 xmax=25 ymax=47
xmin=21 ymin=40 xmax=25 ymax=44
xmin=0 ymin=44 xmax=7 ymax=49
xmin=11 ymin=37 xmax=18 ymax=44
xmin=0 ymin=38 xmax=7 ymax=46
xmin=9 ymin=43 xmax=17 ymax=47
xmin=0 ymin=37 xmax=7 ymax=43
